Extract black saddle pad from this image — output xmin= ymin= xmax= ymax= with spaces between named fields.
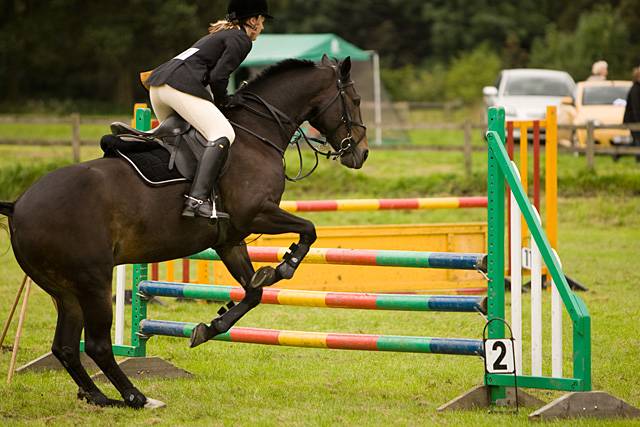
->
xmin=101 ymin=134 xmax=189 ymax=186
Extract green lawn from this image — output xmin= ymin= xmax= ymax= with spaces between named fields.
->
xmin=0 ymin=123 xmax=112 ymax=142
xmin=0 ymin=132 xmax=639 ymax=425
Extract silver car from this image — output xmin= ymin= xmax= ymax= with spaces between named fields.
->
xmin=483 ymin=69 xmax=576 ymax=142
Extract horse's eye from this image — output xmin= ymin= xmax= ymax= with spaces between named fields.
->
xmin=353 ymin=97 xmax=361 ymax=107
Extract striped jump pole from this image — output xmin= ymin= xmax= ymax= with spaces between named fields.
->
xmin=118 ymin=248 xmax=487 ymax=349
xmin=279 ymin=196 xmax=487 ymax=212
xmin=189 ymin=247 xmax=487 ymax=272
xmin=138 ymin=282 xmax=488 ymax=313
xmin=148 ymin=196 xmax=488 ymax=287
xmin=139 ymin=320 xmax=484 ymax=357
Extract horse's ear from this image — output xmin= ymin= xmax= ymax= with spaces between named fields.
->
xmin=339 ymin=56 xmax=352 ymax=78
xmin=321 ymin=54 xmax=332 ymax=66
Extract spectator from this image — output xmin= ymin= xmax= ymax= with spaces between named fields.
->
xmin=587 ymin=60 xmax=608 ymax=81
xmin=623 ymin=66 xmax=640 ymax=161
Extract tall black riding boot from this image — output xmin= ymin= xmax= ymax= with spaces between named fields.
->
xmin=182 ymin=137 xmax=230 ymax=220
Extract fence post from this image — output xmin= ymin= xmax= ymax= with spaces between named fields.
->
xmin=586 ymin=121 xmax=595 ymax=169
xmin=463 ymin=121 xmax=472 ymax=177
xmin=444 ymin=102 xmax=452 ymax=123
xmin=71 ymin=113 xmax=81 ymax=163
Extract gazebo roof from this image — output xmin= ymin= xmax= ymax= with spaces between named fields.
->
xmin=242 ymin=33 xmax=371 ymax=67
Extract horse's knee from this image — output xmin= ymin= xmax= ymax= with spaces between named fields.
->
xmin=52 ymin=345 xmax=81 ymax=369
xmin=301 ymin=223 xmax=317 ymax=245
xmin=304 ymin=224 xmax=317 ymax=241
xmin=84 ymin=339 xmax=114 ymax=366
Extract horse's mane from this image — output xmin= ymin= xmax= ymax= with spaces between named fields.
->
xmin=240 ymin=59 xmax=317 ymax=91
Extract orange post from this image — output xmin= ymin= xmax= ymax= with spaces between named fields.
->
xmin=519 ymin=123 xmax=529 ymax=242
xmin=166 ymin=260 xmax=175 ymax=283
xmin=545 ymin=106 xmax=558 ymax=250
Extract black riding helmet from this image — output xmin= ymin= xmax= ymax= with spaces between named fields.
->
xmin=227 ymin=0 xmax=274 ymax=21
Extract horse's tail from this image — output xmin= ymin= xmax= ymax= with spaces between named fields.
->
xmin=0 ymin=202 xmax=13 ymax=249
xmin=0 ymin=201 xmax=14 ymax=217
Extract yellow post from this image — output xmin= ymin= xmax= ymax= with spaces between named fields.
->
xmin=520 ymin=123 xmax=529 ymax=242
xmin=545 ymin=106 xmax=558 ymax=250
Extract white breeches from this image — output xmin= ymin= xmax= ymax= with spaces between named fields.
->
xmin=149 ymin=84 xmax=235 ymax=144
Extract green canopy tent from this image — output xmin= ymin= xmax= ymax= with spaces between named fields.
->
xmin=238 ymin=34 xmax=385 ymax=145
xmin=242 ymin=33 xmax=372 ymax=66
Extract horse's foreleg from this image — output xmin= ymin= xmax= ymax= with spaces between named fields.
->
xmin=247 ymin=203 xmax=317 ymax=287
xmin=190 ymin=244 xmax=263 ymax=348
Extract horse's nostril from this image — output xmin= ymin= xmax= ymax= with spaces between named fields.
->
xmin=362 ymin=149 xmax=369 ymax=162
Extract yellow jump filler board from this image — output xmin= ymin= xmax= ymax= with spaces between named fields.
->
xmin=213 ymin=223 xmax=488 ymax=294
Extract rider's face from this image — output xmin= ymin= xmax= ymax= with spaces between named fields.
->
xmin=246 ymin=16 xmax=265 ymax=41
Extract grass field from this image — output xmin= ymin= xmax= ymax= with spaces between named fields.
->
xmin=0 ymin=136 xmax=639 ymax=425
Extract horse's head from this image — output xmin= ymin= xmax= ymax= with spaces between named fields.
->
xmin=307 ymin=55 xmax=369 ymax=169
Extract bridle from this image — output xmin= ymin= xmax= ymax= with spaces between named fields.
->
xmin=228 ymin=66 xmax=367 ymax=181
xmin=306 ymin=73 xmax=367 ymax=160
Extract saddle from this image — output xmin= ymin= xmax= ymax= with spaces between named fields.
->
xmin=102 ymin=115 xmax=212 ymax=183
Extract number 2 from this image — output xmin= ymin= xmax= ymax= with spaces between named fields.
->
xmin=492 ymin=341 xmax=508 ymax=371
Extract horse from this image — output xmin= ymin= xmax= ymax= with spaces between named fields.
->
xmin=0 ymin=55 xmax=368 ymax=408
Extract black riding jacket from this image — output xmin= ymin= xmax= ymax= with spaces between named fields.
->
xmin=147 ymin=29 xmax=252 ymax=107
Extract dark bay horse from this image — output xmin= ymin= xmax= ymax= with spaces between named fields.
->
xmin=0 ymin=55 xmax=368 ymax=408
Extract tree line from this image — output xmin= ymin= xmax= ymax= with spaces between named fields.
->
xmin=1 ymin=0 xmax=638 ymax=112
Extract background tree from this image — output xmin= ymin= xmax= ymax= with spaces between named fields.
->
xmin=0 ymin=0 xmax=636 ymax=110
xmin=530 ymin=6 xmax=632 ymax=80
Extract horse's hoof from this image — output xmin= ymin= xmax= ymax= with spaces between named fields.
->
xmin=189 ymin=323 xmax=210 ymax=348
xmin=123 ymin=389 xmax=148 ymax=409
xmin=103 ymin=398 xmax=126 ymax=407
xmin=250 ymin=266 xmax=278 ymax=288
xmin=77 ymin=388 xmax=125 ymax=407
xmin=144 ymin=397 xmax=167 ymax=409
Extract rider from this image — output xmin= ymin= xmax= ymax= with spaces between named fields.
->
xmin=145 ymin=0 xmax=272 ymax=220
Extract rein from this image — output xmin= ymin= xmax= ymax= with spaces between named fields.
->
xmin=228 ymin=71 xmax=366 ymax=182
xmin=228 ymin=92 xmax=317 ymax=181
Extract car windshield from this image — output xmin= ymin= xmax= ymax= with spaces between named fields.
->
xmin=582 ymin=86 xmax=630 ymax=105
xmin=504 ymin=75 xmax=573 ymax=97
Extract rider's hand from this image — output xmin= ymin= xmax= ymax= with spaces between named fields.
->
xmin=215 ymin=95 xmax=231 ymax=110
xmin=218 ymin=95 xmax=239 ymax=110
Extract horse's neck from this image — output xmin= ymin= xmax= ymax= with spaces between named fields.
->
xmin=236 ymin=70 xmax=329 ymax=135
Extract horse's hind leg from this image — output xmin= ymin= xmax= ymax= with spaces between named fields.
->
xmin=190 ymin=244 xmax=262 ymax=348
xmin=78 ymin=280 xmax=157 ymax=409
xmin=50 ymin=294 xmax=120 ymax=407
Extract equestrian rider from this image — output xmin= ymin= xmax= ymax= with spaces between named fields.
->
xmin=145 ymin=0 xmax=272 ymax=220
